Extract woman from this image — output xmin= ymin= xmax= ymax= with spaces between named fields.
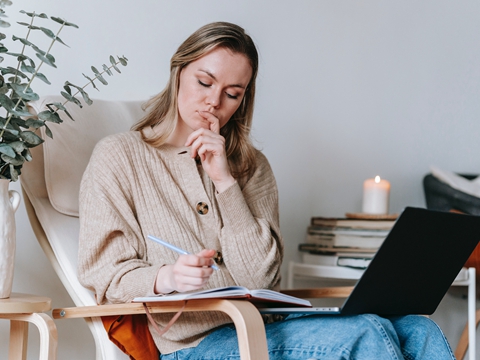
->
xmin=78 ymin=22 xmax=455 ymax=359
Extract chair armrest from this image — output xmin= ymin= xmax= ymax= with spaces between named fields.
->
xmin=53 ymin=299 xmax=268 ymax=360
xmin=280 ymin=286 xmax=353 ymax=298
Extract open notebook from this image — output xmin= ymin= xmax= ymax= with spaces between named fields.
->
xmin=133 ymin=286 xmax=311 ymax=307
xmin=260 ymin=207 xmax=480 ymax=316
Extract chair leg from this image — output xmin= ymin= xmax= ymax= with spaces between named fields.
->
xmin=216 ymin=300 xmax=269 ymax=360
xmin=1 ymin=313 xmax=58 ymax=360
xmin=9 ymin=320 xmax=28 ymax=360
xmin=455 ymin=309 xmax=480 ymax=360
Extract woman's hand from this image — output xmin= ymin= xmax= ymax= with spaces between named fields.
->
xmin=185 ymin=111 xmax=236 ymax=193
xmin=154 ymin=249 xmax=216 ymax=294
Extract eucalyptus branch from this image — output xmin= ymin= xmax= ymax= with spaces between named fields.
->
xmin=13 ymin=11 xmax=34 ymax=84
xmin=24 ymin=22 xmax=64 ymax=93
xmin=0 ymin=6 xmax=127 ymax=181
xmin=61 ymin=57 xmax=128 ymax=108
xmin=0 ymin=17 xmax=65 ymax=139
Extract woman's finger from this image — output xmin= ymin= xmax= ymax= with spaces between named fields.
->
xmin=187 ymin=131 xmax=225 ymax=159
xmin=198 ymin=111 xmax=220 ymax=134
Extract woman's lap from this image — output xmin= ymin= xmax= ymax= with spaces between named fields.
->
xmin=160 ymin=314 xmax=455 ymax=360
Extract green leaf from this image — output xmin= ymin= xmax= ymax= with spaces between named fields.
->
xmin=1 ymin=66 xmax=28 ymax=78
xmin=20 ymin=130 xmax=43 ymax=146
xmin=31 ymin=44 xmax=46 ymax=56
xmin=6 ymin=76 xmax=19 ymax=84
xmin=0 ymin=143 xmax=15 ymax=157
xmin=10 ymin=116 xmax=27 ymax=128
xmin=20 ymin=61 xmax=35 ymax=74
xmin=9 ymin=164 xmax=18 ymax=182
xmin=0 ymin=19 xmax=10 ymax=28
xmin=22 ymin=148 xmax=32 ymax=161
xmin=118 ymin=56 xmax=128 ymax=66
xmin=54 ymin=35 xmax=69 ymax=47
xmin=8 ymin=52 xmax=36 ymax=67
xmin=17 ymin=22 xmax=41 ymax=30
xmin=34 ymin=72 xmax=51 ymax=84
xmin=0 ymin=83 xmax=10 ymax=94
xmin=0 ymin=96 xmax=34 ymax=117
xmin=65 ymin=81 xmax=93 ymax=105
xmin=2 ymin=127 xmax=19 ymax=136
xmin=111 ymin=63 xmax=121 ymax=73
xmin=6 ymin=52 xmax=27 ymax=62
xmin=25 ymin=118 xmax=45 ymax=128
xmin=1 ymin=152 xmax=24 ymax=166
xmin=12 ymin=35 xmax=33 ymax=46
xmin=0 ymin=45 xmax=7 ymax=53
xmin=94 ymin=72 xmax=108 ymax=86
xmin=79 ymin=89 xmax=92 ymax=105
xmin=0 ymin=91 xmax=15 ymax=110
xmin=50 ymin=17 xmax=79 ymax=28
xmin=63 ymin=83 xmax=71 ymax=95
xmin=44 ymin=123 xmax=53 ymax=138
xmin=39 ymin=27 xmax=55 ymax=40
xmin=102 ymin=64 xmax=113 ymax=76
xmin=19 ymin=11 xmax=48 ymax=19
xmin=64 ymin=109 xmax=74 ymax=121
xmin=11 ymin=107 xmax=34 ymax=117
xmin=91 ymin=66 xmax=100 ymax=75
xmin=109 ymin=55 xmax=115 ymax=65
xmin=82 ymin=73 xmax=98 ymax=90
xmin=60 ymin=91 xmax=82 ymax=108
xmin=35 ymin=52 xmax=56 ymax=68
xmin=7 ymin=141 xmax=25 ymax=153
xmin=10 ymin=83 xmax=39 ymax=101
xmin=38 ymin=110 xmax=62 ymax=123
xmin=47 ymin=102 xmax=66 ymax=111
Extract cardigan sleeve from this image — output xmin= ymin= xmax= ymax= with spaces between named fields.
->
xmin=215 ymin=151 xmax=283 ymax=290
xmin=77 ymin=137 xmax=162 ymax=304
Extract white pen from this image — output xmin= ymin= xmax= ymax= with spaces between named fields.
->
xmin=147 ymin=235 xmax=219 ymax=270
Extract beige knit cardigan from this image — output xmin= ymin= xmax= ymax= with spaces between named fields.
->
xmin=77 ymin=130 xmax=283 ymax=354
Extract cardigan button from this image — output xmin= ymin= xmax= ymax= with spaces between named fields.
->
xmin=196 ymin=202 xmax=209 ymax=215
xmin=214 ymin=251 xmax=223 ymax=265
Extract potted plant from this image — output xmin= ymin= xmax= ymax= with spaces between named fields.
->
xmin=0 ymin=1 xmax=128 ymax=298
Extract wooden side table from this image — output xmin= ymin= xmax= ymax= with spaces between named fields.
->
xmin=0 ymin=293 xmax=57 ymax=360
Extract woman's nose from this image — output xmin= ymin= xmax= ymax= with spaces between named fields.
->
xmin=206 ymin=91 xmax=221 ymax=108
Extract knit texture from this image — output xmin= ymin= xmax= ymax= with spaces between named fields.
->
xmin=78 ymin=130 xmax=283 ymax=354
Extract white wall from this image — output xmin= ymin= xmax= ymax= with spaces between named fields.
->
xmin=1 ymin=0 xmax=479 ymax=358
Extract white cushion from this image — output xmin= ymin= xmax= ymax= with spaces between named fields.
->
xmin=28 ymin=96 xmax=146 ymax=216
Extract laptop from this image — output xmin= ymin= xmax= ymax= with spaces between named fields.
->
xmin=260 ymin=207 xmax=480 ymax=316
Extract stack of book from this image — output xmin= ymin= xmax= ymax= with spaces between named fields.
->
xmin=298 ymin=216 xmax=397 ymax=269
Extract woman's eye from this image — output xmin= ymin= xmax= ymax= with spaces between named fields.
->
xmin=198 ymin=80 xmax=211 ymax=87
xmin=226 ymin=92 xmax=238 ymax=100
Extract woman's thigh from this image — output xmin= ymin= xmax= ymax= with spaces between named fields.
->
xmin=161 ymin=314 xmax=407 ymax=360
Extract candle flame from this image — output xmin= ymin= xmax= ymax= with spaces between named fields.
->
xmin=375 ymin=176 xmax=381 ymax=183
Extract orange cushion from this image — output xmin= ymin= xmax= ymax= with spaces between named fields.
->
xmin=101 ymin=314 xmax=159 ymax=360
xmin=465 ymin=243 xmax=480 ymax=277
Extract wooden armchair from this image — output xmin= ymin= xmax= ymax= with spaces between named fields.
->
xmin=21 ymin=96 xmax=350 ymax=359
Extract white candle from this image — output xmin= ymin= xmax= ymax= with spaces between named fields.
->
xmin=362 ymin=176 xmax=391 ymax=214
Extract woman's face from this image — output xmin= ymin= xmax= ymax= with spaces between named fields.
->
xmin=176 ymin=47 xmax=252 ymax=138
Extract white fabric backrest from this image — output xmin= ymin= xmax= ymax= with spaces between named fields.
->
xmin=28 ymin=96 xmax=146 ymax=216
xmin=22 ymin=96 xmax=145 ymax=360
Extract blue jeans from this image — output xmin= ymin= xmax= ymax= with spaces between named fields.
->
xmin=160 ymin=314 xmax=455 ymax=359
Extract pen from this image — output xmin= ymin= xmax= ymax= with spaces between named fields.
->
xmin=147 ymin=235 xmax=219 ymax=270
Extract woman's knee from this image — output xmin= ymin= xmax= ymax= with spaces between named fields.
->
xmin=390 ymin=315 xmax=441 ymax=339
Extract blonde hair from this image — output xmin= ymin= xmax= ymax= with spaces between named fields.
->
xmin=132 ymin=22 xmax=259 ymax=179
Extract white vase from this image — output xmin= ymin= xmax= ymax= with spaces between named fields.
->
xmin=0 ymin=179 xmax=21 ymax=299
